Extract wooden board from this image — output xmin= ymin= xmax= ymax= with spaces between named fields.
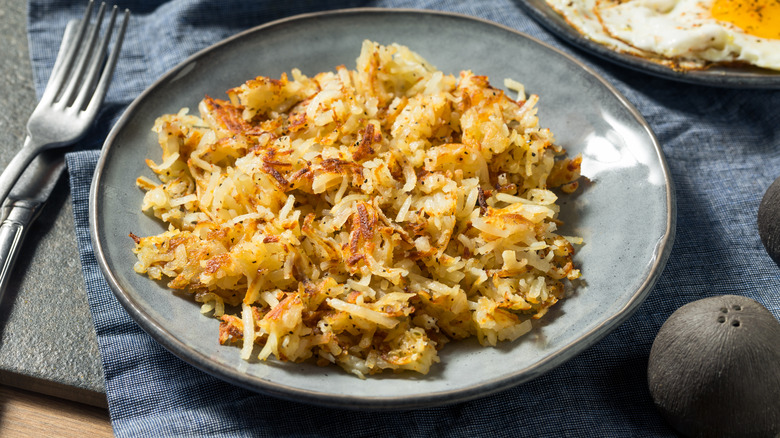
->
xmin=0 ymin=385 xmax=112 ymax=437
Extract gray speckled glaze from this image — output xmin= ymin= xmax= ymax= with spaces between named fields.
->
xmin=517 ymin=0 xmax=780 ymax=89
xmin=90 ymin=9 xmax=675 ymax=409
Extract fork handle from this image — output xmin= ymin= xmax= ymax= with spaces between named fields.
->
xmin=0 ymin=137 xmax=43 ymax=208
xmin=0 ymin=200 xmax=42 ymax=305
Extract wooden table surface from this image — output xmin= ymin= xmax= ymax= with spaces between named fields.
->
xmin=0 ymin=384 xmax=112 ymax=436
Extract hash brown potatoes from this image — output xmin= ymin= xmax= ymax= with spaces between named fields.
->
xmin=131 ymin=40 xmax=582 ymax=377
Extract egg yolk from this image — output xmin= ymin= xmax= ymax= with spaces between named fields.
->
xmin=711 ymin=0 xmax=780 ymax=39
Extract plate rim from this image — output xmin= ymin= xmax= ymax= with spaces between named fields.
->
xmin=90 ymin=7 xmax=676 ymax=409
xmin=516 ymin=0 xmax=780 ymax=89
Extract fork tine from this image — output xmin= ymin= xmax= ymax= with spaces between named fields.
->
xmin=51 ymin=22 xmax=82 ymax=80
xmin=84 ymin=8 xmax=130 ymax=116
xmin=58 ymin=1 xmax=108 ymax=109
xmin=72 ymin=5 xmax=118 ymax=112
xmin=39 ymin=1 xmax=95 ymax=106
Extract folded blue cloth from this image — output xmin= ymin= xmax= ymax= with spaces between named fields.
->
xmin=29 ymin=0 xmax=780 ymax=436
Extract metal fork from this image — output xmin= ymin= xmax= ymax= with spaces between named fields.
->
xmin=0 ymin=1 xmax=130 ymax=207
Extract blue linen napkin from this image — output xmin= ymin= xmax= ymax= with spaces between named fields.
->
xmin=28 ymin=0 xmax=780 ymax=436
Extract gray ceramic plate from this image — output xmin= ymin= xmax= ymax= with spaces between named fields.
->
xmin=517 ymin=0 xmax=780 ymax=89
xmin=91 ymin=8 xmax=675 ymax=409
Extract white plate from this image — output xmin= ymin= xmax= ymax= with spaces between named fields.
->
xmin=91 ymin=8 xmax=675 ymax=409
xmin=518 ymin=0 xmax=780 ymax=89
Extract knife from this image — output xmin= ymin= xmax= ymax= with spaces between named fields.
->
xmin=0 ymin=151 xmax=67 ymax=304
xmin=0 ymin=21 xmax=77 ymax=305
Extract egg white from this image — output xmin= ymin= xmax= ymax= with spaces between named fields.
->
xmin=598 ymin=0 xmax=780 ymax=70
xmin=545 ymin=0 xmax=780 ymax=71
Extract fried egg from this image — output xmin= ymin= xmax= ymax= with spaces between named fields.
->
xmin=545 ymin=0 xmax=780 ymax=71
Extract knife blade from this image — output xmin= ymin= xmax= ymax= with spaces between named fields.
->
xmin=0 ymin=151 xmax=66 ymax=304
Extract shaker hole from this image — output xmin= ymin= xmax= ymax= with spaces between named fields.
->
xmin=717 ymin=316 xmax=726 ymax=323
xmin=731 ymin=320 xmax=741 ymax=327
xmin=732 ymin=305 xmax=742 ymax=311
